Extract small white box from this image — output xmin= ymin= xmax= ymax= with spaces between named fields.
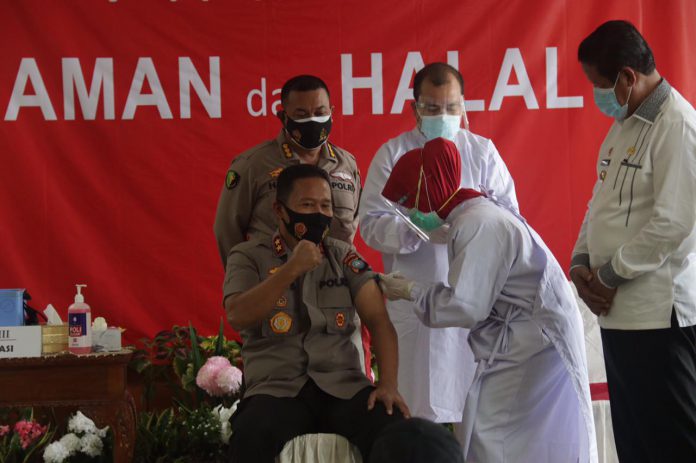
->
xmin=0 ymin=325 xmax=42 ymax=358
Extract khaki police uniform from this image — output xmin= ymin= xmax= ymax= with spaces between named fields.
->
xmin=214 ymin=131 xmax=361 ymax=266
xmin=224 ymin=233 xmax=403 ymax=463
xmin=223 ymin=233 xmax=374 ymax=399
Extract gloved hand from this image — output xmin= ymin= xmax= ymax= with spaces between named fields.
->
xmin=378 ymin=272 xmax=415 ymax=301
xmin=426 ymin=223 xmax=451 ymax=245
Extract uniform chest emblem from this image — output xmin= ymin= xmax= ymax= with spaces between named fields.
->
xmin=335 ymin=312 xmax=346 ymax=328
xmin=268 ymin=266 xmax=279 ymax=275
xmin=599 ymin=170 xmax=607 ymax=182
xmin=276 ymin=296 xmax=288 ymax=308
xmin=270 ymin=311 xmax=292 ymax=334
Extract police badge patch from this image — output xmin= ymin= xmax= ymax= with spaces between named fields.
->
xmin=343 ymin=253 xmax=368 ymax=274
xmin=225 ymin=170 xmax=240 ymax=189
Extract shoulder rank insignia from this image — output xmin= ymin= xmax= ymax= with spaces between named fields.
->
xmin=270 ymin=311 xmax=292 ymax=334
xmin=273 ymin=235 xmax=286 ymax=257
xmin=281 ymin=143 xmax=294 ymax=159
xmin=344 ymin=252 xmax=368 ymax=274
xmin=225 ymin=170 xmax=240 ymax=190
xmin=269 ymin=167 xmax=283 ymax=179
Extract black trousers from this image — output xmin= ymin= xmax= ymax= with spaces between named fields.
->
xmin=601 ymin=310 xmax=696 ymax=463
xmin=229 ymin=379 xmax=404 ymax=463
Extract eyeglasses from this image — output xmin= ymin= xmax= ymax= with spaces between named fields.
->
xmin=415 ymin=99 xmax=465 ymax=116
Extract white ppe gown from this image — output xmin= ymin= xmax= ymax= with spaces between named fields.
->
xmin=411 ymin=196 xmax=598 ymax=463
xmin=360 ymin=128 xmax=518 ymax=423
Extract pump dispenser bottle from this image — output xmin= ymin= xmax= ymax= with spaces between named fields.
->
xmin=68 ymin=284 xmax=92 ymax=354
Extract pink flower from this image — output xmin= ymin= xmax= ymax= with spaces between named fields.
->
xmin=0 ymin=425 xmax=9 ymax=437
xmin=13 ymin=420 xmax=46 ymax=449
xmin=217 ymin=365 xmax=243 ymax=395
xmin=196 ymin=356 xmax=242 ymax=397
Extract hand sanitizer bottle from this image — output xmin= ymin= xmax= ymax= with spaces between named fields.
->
xmin=68 ymin=284 xmax=92 ymax=354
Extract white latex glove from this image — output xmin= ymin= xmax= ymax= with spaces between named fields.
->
xmin=378 ymin=272 xmax=415 ymax=301
xmin=426 ymin=223 xmax=451 ymax=245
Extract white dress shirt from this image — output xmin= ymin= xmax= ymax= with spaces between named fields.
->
xmin=572 ymin=80 xmax=696 ymax=329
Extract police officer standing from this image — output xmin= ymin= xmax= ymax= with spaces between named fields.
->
xmin=223 ymin=164 xmax=408 ymax=463
xmin=214 ymin=75 xmax=361 ymax=267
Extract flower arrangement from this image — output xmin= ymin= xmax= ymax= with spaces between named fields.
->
xmin=0 ymin=409 xmax=54 ymax=463
xmin=130 ymin=321 xmax=244 ymax=462
xmin=42 ymin=411 xmax=111 ymax=463
xmin=130 ymin=320 xmax=242 ymax=410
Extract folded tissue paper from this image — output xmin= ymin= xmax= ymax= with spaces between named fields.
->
xmin=92 ymin=317 xmax=122 ymax=352
xmin=42 ymin=304 xmax=68 ymax=354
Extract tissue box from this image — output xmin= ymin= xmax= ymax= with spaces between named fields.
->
xmin=42 ymin=324 xmax=68 ymax=354
xmin=92 ymin=328 xmax=121 ymax=352
xmin=0 ymin=289 xmax=25 ymax=326
xmin=0 ymin=325 xmax=41 ymax=358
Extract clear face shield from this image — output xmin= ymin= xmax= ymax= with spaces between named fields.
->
xmin=415 ymin=95 xmax=469 ymax=141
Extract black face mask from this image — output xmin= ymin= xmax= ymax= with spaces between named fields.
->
xmin=281 ymin=203 xmax=332 ymax=244
xmin=283 ymin=113 xmax=332 ymax=149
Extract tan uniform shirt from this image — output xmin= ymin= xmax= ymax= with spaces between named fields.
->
xmin=223 ymin=233 xmax=374 ymax=399
xmin=214 ymin=131 xmax=361 ymax=266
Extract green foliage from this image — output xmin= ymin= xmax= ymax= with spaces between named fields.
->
xmin=134 ymin=404 xmax=232 ymax=463
xmin=134 ymin=409 xmax=184 ymax=463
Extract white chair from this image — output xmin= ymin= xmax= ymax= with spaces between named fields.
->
xmin=277 ymin=433 xmax=362 ymax=463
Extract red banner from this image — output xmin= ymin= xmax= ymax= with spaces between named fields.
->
xmin=1 ymin=0 xmax=695 ymax=343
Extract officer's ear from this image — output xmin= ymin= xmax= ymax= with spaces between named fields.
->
xmin=273 ymin=200 xmax=287 ymax=221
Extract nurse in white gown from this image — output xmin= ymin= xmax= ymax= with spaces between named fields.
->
xmin=379 ymin=137 xmax=597 ymax=463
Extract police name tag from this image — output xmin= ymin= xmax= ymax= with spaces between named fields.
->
xmin=0 ymin=326 xmax=42 ymax=358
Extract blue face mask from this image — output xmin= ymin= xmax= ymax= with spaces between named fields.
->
xmin=593 ymin=73 xmax=632 ymax=121
xmin=419 ymin=115 xmax=461 ymax=141
xmin=409 ymin=209 xmax=444 ymax=231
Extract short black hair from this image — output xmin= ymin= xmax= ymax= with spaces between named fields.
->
xmin=413 ymin=63 xmax=464 ymax=101
xmin=578 ymin=20 xmax=655 ymax=81
xmin=280 ymin=75 xmax=330 ymax=106
xmin=276 ymin=164 xmax=331 ymax=205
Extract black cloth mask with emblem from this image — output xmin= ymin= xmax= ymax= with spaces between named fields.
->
xmin=283 ymin=113 xmax=333 ymax=150
xmin=280 ymin=203 xmax=332 ymax=244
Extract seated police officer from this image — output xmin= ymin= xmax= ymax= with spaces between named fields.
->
xmin=223 ymin=164 xmax=409 ymax=463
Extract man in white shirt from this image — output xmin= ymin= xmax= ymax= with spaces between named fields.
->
xmin=359 ymin=63 xmax=517 ymax=427
xmin=571 ymin=20 xmax=696 ymax=462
